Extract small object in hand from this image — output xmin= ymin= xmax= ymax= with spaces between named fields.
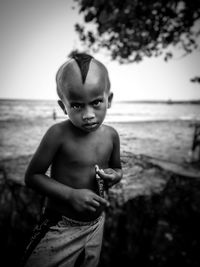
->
xmin=95 ymin=165 xmax=105 ymax=198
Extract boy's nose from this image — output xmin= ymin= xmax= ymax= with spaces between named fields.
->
xmin=82 ymin=107 xmax=95 ymax=121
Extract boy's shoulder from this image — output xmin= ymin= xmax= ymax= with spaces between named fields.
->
xmin=102 ymin=124 xmax=119 ymax=138
xmin=46 ymin=120 xmax=70 ymax=136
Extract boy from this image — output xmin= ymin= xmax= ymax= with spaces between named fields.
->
xmin=22 ymin=53 xmax=122 ymax=267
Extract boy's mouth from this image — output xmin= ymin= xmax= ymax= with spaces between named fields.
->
xmin=83 ymin=122 xmax=99 ymax=130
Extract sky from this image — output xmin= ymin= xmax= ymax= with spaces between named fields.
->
xmin=0 ymin=0 xmax=200 ymax=101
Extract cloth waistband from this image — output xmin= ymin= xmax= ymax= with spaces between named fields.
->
xmin=43 ymin=208 xmax=104 ymax=227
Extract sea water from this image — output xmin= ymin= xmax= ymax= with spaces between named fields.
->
xmin=1 ymin=99 xmax=200 ymax=122
xmin=0 ymin=99 xmax=200 ymax=161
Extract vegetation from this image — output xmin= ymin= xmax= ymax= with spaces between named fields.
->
xmin=74 ymin=0 xmax=200 ymax=64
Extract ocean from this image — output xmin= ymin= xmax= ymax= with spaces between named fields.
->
xmin=0 ymin=99 xmax=200 ymax=162
xmin=1 ymin=99 xmax=200 ymax=122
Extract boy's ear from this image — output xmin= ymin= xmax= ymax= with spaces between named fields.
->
xmin=58 ymin=100 xmax=67 ymax=115
xmin=107 ymin=92 xmax=113 ymax=108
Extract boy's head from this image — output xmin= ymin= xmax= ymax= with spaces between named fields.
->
xmin=56 ymin=53 xmax=113 ymax=132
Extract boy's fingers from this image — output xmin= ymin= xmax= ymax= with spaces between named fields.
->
xmin=95 ymin=195 xmax=110 ymax=207
xmin=97 ymin=170 xmax=113 ymax=180
xmin=91 ymin=200 xmax=100 ymax=207
xmin=96 ymin=169 xmax=105 ymax=176
xmin=95 ymin=165 xmax=100 ymax=172
xmin=88 ymin=206 xmax=96 ymax=212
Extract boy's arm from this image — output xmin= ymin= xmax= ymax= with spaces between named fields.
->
xmin=25 ymin=125 xmax=108 ymax=212
xmin=25 ymin=125 xmax=72 ymax=202
xmin=96 ymin=128 xmax=123 ymax=187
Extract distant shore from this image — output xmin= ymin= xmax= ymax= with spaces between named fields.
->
xmin=0 ymin=98 xmax=200 ymax=104
xmin=118 ymin=99 xmax=200 ymax=104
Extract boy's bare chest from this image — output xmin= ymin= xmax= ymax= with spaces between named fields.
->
xmin=59 ymin=132 xmax=113 ymax=165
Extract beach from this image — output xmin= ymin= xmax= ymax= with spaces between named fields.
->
xmin=0 ymin=99 xmax=200 ymax=205
xmin=0 ymin=115 xmax=199 ymax=183
xmin=1 ymin=100 xmax=200 ymax=267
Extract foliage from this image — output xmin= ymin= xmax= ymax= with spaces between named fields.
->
xmin=191 ymin=76 xmax=200 ymax=83
xmin=74 ymin=0 xmax=200 ymax=63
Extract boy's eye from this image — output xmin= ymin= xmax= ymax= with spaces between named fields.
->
xmin=71 ymin=104 xmax=82 ymax=110
xmin=92 ymin=100 xmax=103 ymax=107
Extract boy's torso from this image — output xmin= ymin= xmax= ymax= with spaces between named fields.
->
xmin=47 ymin=120 xmax=114 ymax=221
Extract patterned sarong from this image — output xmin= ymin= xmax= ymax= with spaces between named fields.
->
xmin=21 ymin=209 xmax=105 ymax=267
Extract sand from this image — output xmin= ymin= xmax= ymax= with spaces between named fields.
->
xmin=109 ymin=120 xmax=195 ymax=164
xmin=0 ymin=118 xmax=199 ymax=184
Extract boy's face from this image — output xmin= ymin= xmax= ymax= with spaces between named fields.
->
xmin=58 ymin=60 xmax=113 ymax=133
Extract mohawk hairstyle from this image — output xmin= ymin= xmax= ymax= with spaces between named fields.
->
xmin=56 ymin=52 xmax=110 ymax=100
xmin=71 ymin=53 xmax=93 ymax=83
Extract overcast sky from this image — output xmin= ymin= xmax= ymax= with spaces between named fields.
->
xmin=0 ymin=0 xmax=200 ymax=101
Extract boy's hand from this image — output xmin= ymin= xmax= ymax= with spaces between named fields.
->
xmin=95 ymin=165 xmax=122 ymax=188
xmin=69 ymin=188 xmax=109 ymax=213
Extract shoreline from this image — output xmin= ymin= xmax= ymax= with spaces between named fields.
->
xmin=1 ymin=119 xmax=196 ymax=159
xmin=0 ymin=119 xmax=199 ymax=184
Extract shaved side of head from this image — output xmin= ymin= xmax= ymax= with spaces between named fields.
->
xmin=56 ymin=53 xmax=110 ymax=100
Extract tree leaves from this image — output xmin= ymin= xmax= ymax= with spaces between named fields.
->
xmin=74 ymin=0 xmax=200 ymax=63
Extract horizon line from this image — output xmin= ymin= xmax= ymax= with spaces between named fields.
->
xmin=0 ymin=97 xmax=200 ymax=103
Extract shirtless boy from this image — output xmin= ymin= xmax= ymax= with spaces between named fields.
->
xmin=22 ymin=53 xmax=122 ymax=267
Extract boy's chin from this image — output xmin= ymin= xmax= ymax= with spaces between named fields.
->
xmin=81 ymin=123 xmax=100 ymax=132
xmin=70 ymin=120 xmax=103 ymax=133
